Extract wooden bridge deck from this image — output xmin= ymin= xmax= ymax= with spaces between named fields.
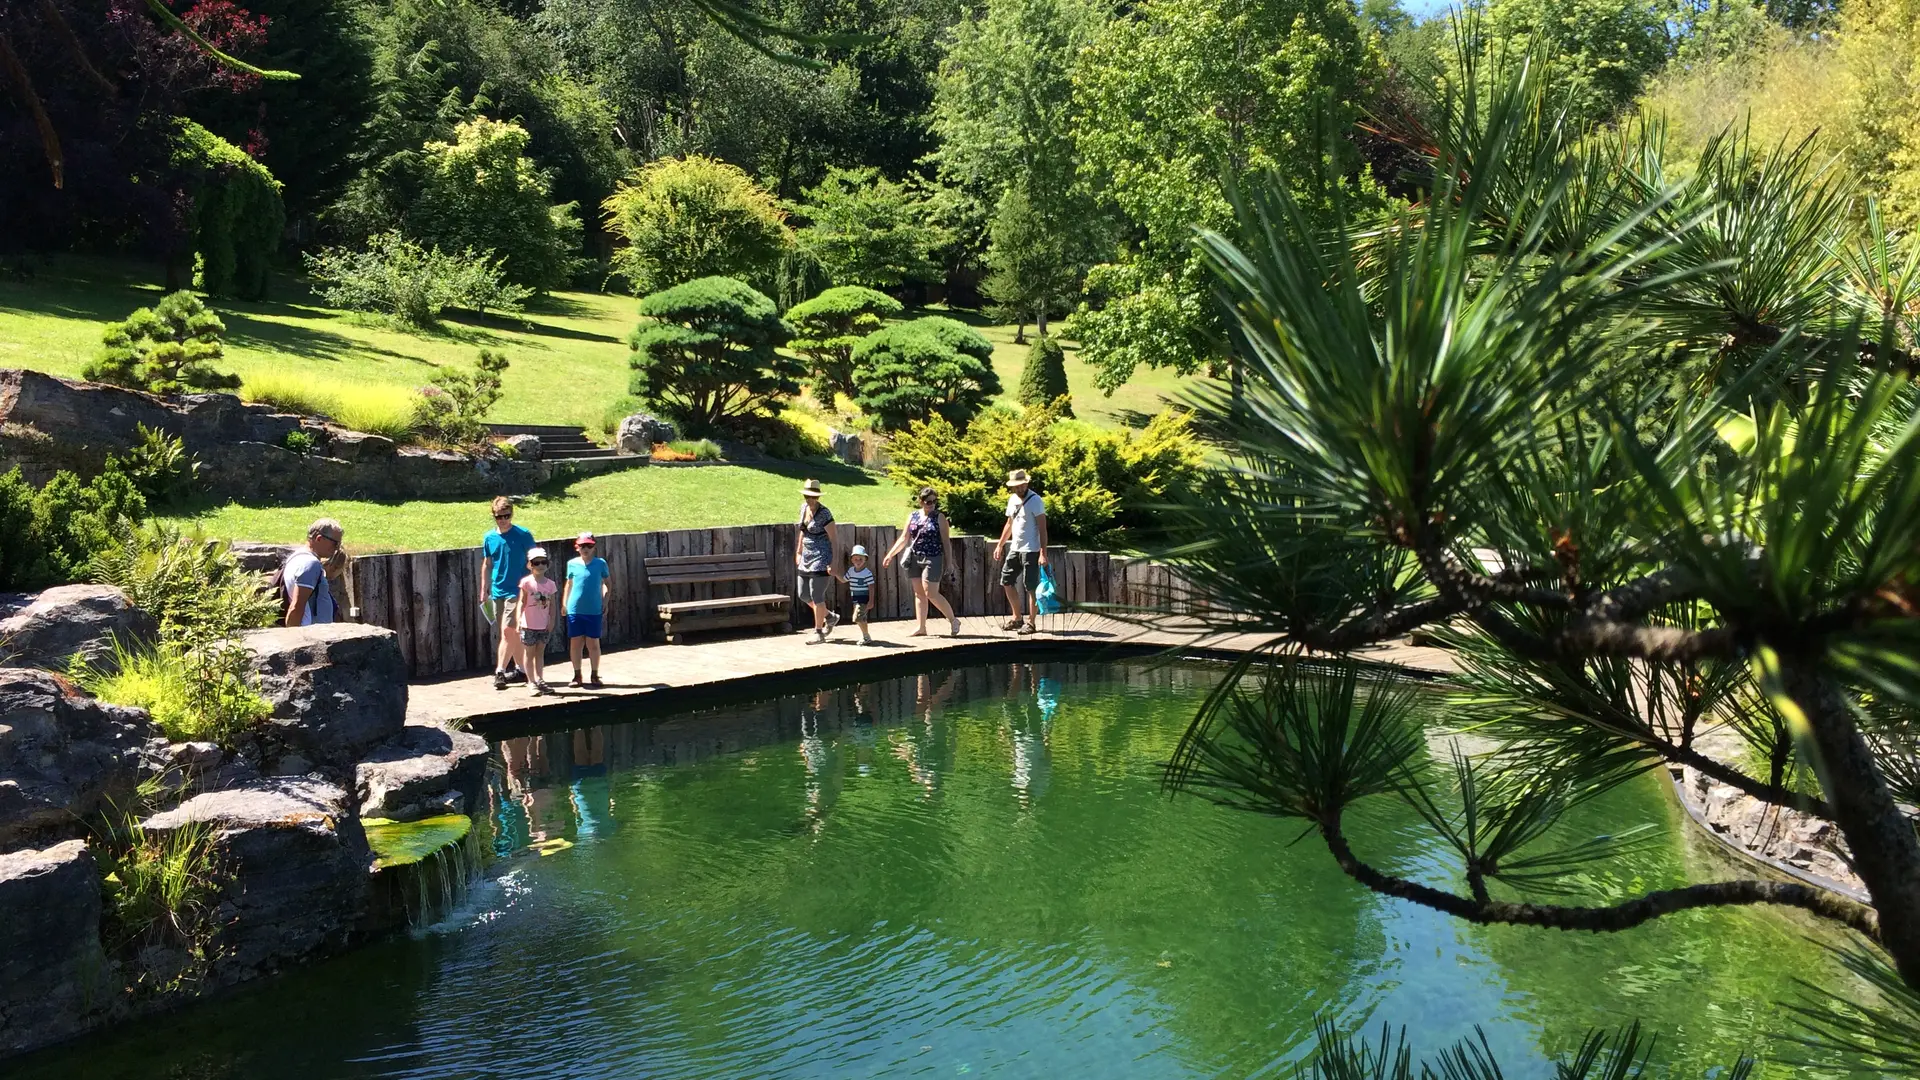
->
xmin=406 ymin=612 xmax=1455 ymax=733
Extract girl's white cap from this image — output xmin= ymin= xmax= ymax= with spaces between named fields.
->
xmin=528 ymin=546 xmax=549 ymax=562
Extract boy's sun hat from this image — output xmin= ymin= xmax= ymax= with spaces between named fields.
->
xmin=851 ymin=544 xmax=868 ymax=557
xmin=799 ymin=478 xmax=823 ymax=497
xmin=576 ymin=531 xmax=596 ymax=544
xmin=527 ymin=546 xmax=549 ymax=562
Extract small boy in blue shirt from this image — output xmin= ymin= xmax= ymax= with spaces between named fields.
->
xmin=843 ymin=544 xmax=876 ymax=646
xmin=562 ymin=531 xmax=611 ymax=688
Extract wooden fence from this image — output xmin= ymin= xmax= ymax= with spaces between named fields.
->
xmin=345 ymin=523 xmax=1197 ymax=678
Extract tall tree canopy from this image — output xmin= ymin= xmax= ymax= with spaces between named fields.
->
xmin=1068 ymin=0 xmax=1380 ymax=391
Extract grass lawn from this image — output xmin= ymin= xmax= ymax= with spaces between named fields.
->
xmin=0 ymin=255 xmax=638 ymax=434
xmin=5 ymin=257 xmax=1192 ymax=552
xmin=164 ymin=459 xmax=919 ymax=553
xmin=0 ymin=257 xmax=1198 ymax=439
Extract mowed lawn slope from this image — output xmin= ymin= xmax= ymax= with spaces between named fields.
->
xmin=0 ymin=258 xmax=1199 ymax=551
xmin=168 ymin=459 xmax=918 ymax=553
xmin=0 ymin=257 xmax=637 ymax=432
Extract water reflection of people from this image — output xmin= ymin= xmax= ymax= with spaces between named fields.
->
xmin=893 ymin=672 xmax=954 ymax=798
xmin=499 ymin=733 xmax=577 ymax=852
xmin=1006 ymin=664 xmax=1052 ymax=808
xmin=569 ymin=727 xmax=611 ymax=840
xmin=800 ymin=691 xmax=833 ymax=834
xmin=849 ymin=686 xmax=877 ymax=777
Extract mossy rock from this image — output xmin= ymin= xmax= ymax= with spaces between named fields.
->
xmin=363 ymin=814 xmax=471 ymax=869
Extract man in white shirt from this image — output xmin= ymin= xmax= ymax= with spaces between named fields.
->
xmin=991 ymin=468 xmax=1048 ymax=635
xmin=282 ymin=518 xmax=343 ymax=627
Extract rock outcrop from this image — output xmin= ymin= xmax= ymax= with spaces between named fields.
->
xmin=357 ymin=722 xmax=490 ymax=822
xmin=141 ymin=778 xmax=371 ymax=978
xmin=828 ymin=430 xmax=863 ymax=467
xmin=500 ymin=433 xmax=541 ymax=460
xmin=0 ymin=368 xmax=550 ymax=499
xmin=615 ymin=413 xmax=674 ymax=455
xmin=240 ymin=624 xmax=407 ymax=775
xmin=1676 ymin=764 xmax=1865 ymax=895
xmin=0 ymin=669 xmax=164 ymax=852
xmin=0 ymin=584 xmax=157 ymax=672
xmin=0 ymin=841 xmax=112 ymax=1054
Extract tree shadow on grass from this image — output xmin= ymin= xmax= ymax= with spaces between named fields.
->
xmin=444 ymin=308 xmax=622 ymax=347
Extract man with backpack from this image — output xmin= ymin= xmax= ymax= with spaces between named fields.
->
xmin=282 ymin=518 xmax=344 ymax=627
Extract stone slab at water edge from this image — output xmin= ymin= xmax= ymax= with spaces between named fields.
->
xmin=356 ymin=722 xmax=490 ymax=822
xmin=0 ymin=368 xmax=551 ymax=499
xmin=0 ymin=841 xmax=112 ymax=1055
xmin=140 ymin=777 xmax=373 ymax=978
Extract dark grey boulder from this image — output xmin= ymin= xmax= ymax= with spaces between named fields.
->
xmin=0 ymin=840 xmax=112 ymax=1055
xmin=225 ymin=541 xmax=298 ymax=577
xmin=141 ymin=777 xmax=370 ymax=977
xmin=615 ymin=413 xmax=674 ymax=455
xmin=357 ymin=722 xmax=490 ymax=822
xmin=0 ymin=584 xmax=157 ymax=672
xmin=240 ymin=624 xmax=407 ymax=773
xmin=0 ymin=669 xmax=165 ymax=852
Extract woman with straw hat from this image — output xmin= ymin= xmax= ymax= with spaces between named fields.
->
xmin=795 ymin=478 xmax=840 ymax=643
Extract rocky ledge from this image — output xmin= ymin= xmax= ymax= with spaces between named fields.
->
xmin=1673 ymin=763 xmax=1866 ymax=897
xmin=0 ymin=615 xmax=493 ymax=1059
xmin=0 ymin=367 xmax=550 ymax=499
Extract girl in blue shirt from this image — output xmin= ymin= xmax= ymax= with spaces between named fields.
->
xmin=563 ymin=531 xmax=611 ymax=688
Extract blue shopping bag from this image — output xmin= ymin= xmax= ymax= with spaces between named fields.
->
xmin=1035 ymin=567 xmax=1063 ymax=615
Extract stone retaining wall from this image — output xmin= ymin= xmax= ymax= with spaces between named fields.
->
xmin=0 ymin=368 xmax=550 ymax=499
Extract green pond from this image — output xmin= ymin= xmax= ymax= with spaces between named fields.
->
xmin=21 ymin=661 xmax=1878 ymax=1078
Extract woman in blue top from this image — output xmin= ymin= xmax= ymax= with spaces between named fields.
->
xmin=563 ymin=531 xmax=611 ymax=688
xmin=882 ymin=486 xmax=960 ymax=637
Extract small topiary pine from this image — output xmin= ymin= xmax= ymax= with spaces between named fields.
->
xmin=628 ymin=276 xmax=801 ymax=433
xmin=851 ymin=316 xmax=1001 ymax=432
xmin=786 ymin=285 xmax=903 ymax=406
xmin=1016 ymin=335 xmax=1072 ymax=416
xmin=83 ymin=291 xmax=240 ymax=396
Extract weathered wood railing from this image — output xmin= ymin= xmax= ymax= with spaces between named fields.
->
xmin=347 ymin=522 xmax=1198 ymax=678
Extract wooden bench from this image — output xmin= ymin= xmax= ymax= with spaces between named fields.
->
xmin=645 ymin=552 xmax=791 ymax=644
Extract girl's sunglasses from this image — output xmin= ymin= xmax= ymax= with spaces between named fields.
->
xmin=530 ymin=559 xmax=550 ymax=567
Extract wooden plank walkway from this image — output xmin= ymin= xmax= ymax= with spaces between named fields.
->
xmin=408 ymin=612 xmax=1456 ymax=732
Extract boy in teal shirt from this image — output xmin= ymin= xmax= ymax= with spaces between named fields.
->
xmin=482 ymin=496 xmax=536 ymax=690
xmin=563 ymin=531 xmax=611 ymax=688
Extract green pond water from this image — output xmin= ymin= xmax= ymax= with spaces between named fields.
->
xmin=21 ymin=661 xmax=1879 ymax=1078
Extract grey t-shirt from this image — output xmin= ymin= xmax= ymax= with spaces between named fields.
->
xmin=282 ymin=549 xmax=336 ymax=625
xmin=799 ymin=503 xmax=835 ymax=573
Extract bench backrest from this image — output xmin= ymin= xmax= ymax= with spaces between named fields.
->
xmin=644 ymin=552 xmax=773 ymax=588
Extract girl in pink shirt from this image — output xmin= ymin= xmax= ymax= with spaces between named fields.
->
xmin=518 ymin=547 xmax=559 ymax=695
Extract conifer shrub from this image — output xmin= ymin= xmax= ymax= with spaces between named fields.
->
xmin=850 ymin=316 xmax=1000 ymax=432
xmin=1016 ymin=335 xmax=1072 ymax=414
xmin=83 ymin=292 xmax=240 ymax=396
xmin=627 ymin=276 xmax=801 ymax=434
xmin=886 ymin=402 xmax=1204 ymax=545
xmin=786 ymin=285 xmax=903 ymax=405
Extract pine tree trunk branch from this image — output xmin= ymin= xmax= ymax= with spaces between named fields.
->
xmin=1781 ymin=662 xmax=1920 ymax=987
xmin=1320 ymin=818 xmax=1881 ymax=940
